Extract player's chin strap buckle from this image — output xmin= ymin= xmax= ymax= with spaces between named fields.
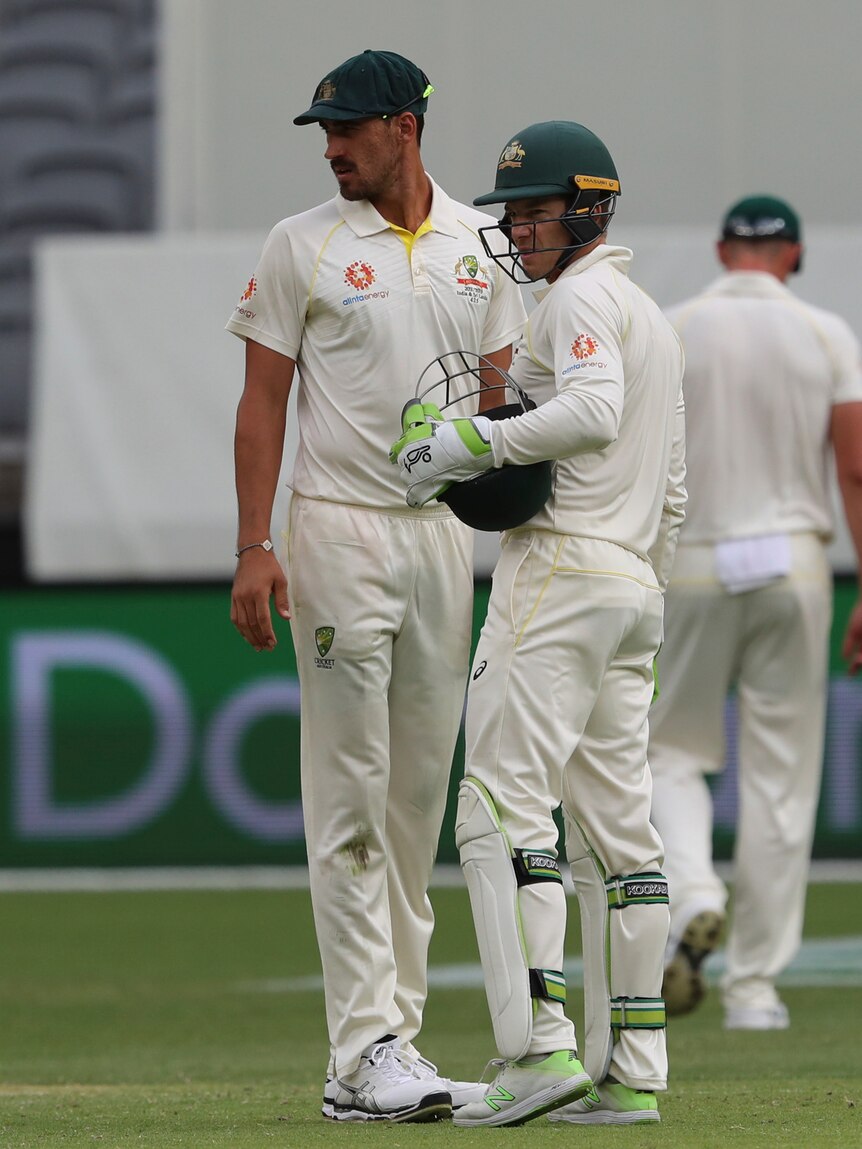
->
xmin=610 ymin=997 xmax=667 ymax=1030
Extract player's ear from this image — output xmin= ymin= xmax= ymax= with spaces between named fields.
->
xmin=394 ymin=111 xmax=418 ymax=143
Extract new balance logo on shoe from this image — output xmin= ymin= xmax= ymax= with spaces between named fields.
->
xmin=484 ymin=1086 xmax=515 ymax=1111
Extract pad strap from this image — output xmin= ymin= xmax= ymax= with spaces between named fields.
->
xmin=606 ymin=872 xmax=669 ymax=909
xmin=514 ymin=848 xmax=563 ymax=887
xmin=529 ymin=967 xmax=567 ymax=1004
xmin=610 ymin=997 xmax=667 ymax=1029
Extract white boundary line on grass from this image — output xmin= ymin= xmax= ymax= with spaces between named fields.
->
xmin=0 ymin=860 xmax=861 ymax=892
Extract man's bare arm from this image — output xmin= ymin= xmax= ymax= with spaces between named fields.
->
xmin=231 ymin=340 xmax=296 ymax=652
xmin=831 ymin=400 xmax=862 ymax=674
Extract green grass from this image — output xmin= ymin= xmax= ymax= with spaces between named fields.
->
xmin=0 ymin=884 xmax=860 ymax=1147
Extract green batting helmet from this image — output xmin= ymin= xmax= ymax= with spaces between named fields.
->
xmin=473 ymin=121 xmax=620 ymax=282
xmin=473 ymin=120 xmax=620 ymax=206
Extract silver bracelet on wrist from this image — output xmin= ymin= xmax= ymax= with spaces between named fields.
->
xmin=235 ymin=538 xmax=273 ymax=557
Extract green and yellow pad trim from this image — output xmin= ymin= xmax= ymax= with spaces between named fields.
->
xmin=610 ymin=997 xmax=666 ymax=1030
xmin=529 ymin=968 xmax=567 ymax=1005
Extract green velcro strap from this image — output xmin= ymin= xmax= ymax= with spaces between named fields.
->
xmin=610 ymin=997 xmax=666 ymax=1029
xmin=606 ymin=872 xmax=669 ymax=909
xmin=453 ymin=417 xmax=491 ymax=458
xmin=529 ymin=968 xmax=567 ymax=1004
xmin=513 ymin=848 xmax=562 ymax=887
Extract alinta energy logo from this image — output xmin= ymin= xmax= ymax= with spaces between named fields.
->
xmin=344 ymin=261 xmax=375 ymax=291
xmin=234 ymin=275 xmax=258 ymax=319
xmin=342 ymin=261 xmax=389 ymax=306
xmin=571 ymin=333 xmax=599 ymax=360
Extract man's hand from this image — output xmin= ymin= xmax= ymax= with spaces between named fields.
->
xmin=842 ymin=599 xmax=862 ymax=675
xmin=389 ymin=401 xmax=496 ymax=507
xmin=231 ymin=548 xmax=291 ymax=652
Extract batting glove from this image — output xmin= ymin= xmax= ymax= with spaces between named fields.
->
xmin=389 ymin=401 xmax=496 ymax=508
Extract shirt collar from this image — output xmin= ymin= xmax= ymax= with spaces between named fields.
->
xmin=335 ymin=175 xmax=460 ymax=239
xmin=705 ymin=270 xmax=792 ymax=298
xmin=555 ymin=243 xmax=633 ymax=283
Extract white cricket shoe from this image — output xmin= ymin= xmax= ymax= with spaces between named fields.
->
xmin=724 ymin=1001 xmax=790 ymax=1030
xmin=452 ymin=1050 xmax=592 ymax=1127
xmin=323 ymin=1036 xmax=451 ymax=1122
xmin=549 ymin=1079 xmax=660 ymax=1124
xmin=401 ymin=1047 xmax=487 ymax=1110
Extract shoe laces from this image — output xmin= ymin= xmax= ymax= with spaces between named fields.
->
xmin=366 ymin=1042 xmax=419 ymax=1084
xmin=407 ymin=1052 xmax=439 ymax=1081
xmin=480 ymin=1058 xmax=508 ymax=1082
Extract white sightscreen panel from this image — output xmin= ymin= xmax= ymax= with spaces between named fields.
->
xmin=25 ymin=234 xmax=287 ymax=581
xmin=24 ymin=229 xmax=862 ymax=581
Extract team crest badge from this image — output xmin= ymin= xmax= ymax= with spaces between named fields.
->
xmin=498 ymin=140 xmax=525 ymax=169
xmin=316 ymin=80 xmax=337 ymax=101
xmin=315 ymin=627 xmax=335 ymax=657
xmin=461 ymin=254 xmax=478 ymax=279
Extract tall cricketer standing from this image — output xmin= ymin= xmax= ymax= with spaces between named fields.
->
xmin=226 ymin=50 xmax=526 ymax=1123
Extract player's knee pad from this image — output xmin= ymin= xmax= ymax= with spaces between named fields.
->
xmin=456 ymin=777 xmax=566 ymax=1060
xmin=567 ymin=818 xmax=668 ymax=1082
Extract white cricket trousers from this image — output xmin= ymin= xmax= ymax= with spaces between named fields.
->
xmin=465 ymin=531 xmax=668 ymax=1089
xmin=649 ymin=533 xmax=832 ymax=1009
xmin=287 ymin=495 xmax=474 ymax=1077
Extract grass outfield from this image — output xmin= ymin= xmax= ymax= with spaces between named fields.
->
xmin=0 ymin=884 xmax=860 ymax=1148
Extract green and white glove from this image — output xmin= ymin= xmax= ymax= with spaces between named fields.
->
xmin=389 ymin=401 xmax=496 ymax=508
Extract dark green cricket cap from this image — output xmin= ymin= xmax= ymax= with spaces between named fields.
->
xmin=293 ymin=49 xmax=434 ymax=125
xmin=721 ymin=195 xmax=802 ymax=242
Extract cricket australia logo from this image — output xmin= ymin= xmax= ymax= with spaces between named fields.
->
xmin=314 ymin=626 xmax=335 ymax=669
xmin=455 ymin=254 xmax=490 ymax=304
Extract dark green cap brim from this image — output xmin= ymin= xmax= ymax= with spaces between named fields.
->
xmin=294 ymin=96 xmax=429 ymax=126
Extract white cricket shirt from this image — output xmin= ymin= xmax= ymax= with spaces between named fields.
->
xmin=225 ymin=178 xmax=526 ymax=511
xmin=491 ymin=245 xmax=686 ymax=579
xmin=667 ymin=271 xmax=862 ymax=543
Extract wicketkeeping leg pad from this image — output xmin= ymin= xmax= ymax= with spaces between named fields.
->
xmin=567 ymin=818 xmax=669 ymax=1082
xmin=455 ymin=778 xmax=566 ymax=1060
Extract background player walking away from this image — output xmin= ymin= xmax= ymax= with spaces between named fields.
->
xmin=225 ymin=49 xmax=526 ymax=1123
xmin=391 ymin=119 xmax=686 ymax=1126
xmin=649 ymin=195 xmax=862 ymax=1030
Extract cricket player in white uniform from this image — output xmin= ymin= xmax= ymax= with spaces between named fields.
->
xmin=391 ymin=120 xmax=686 ymax=1126
xmin=649 ymin=196 xmax=862 ymax=1030
xmin=226 ymin=50 xmax=526 ymax=1123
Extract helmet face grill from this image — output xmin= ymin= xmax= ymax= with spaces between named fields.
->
xmin=482 ymin=190 xmax=618 ymax=284
xmin=415 ymin=351 xmax=553 ymax=532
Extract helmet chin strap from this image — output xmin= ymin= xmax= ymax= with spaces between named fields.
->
xmin=549 ymin=194 xmax=615 ymax=276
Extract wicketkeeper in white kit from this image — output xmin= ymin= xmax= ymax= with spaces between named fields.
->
xmin=227 ymin=50 xmax=527 ymax=1123
xmin=391 ymin=120 xmax=686 ymax=1126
